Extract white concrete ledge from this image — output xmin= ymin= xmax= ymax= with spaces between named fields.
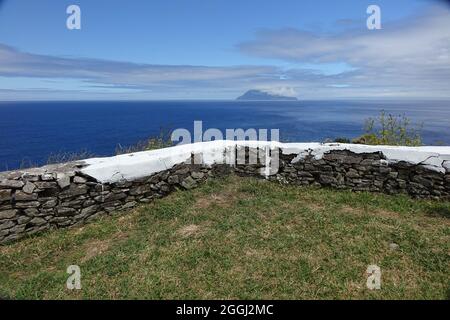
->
xmin=79 ymin=141 xmax=450 ymax=183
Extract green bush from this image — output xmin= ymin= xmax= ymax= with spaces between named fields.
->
xmin=353 ymin=110 xmax=423 ymax=146
xmin=115 ymin=128 xmax=173 ymax=155
xmin=334 ymin=137 xmax=351 ymax=143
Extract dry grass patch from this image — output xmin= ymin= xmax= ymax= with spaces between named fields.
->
xmin=177 ymin=224 xmax=201 ymax=238
xmin=81 ymin=239 xmax=112 ymax=263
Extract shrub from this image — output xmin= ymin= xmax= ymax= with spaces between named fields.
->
xmin=15 ymin=150 xmax=96 ymax=170
xmin=115 ymin=128 xmax=173 ymax=155
xmin=334 ymin=137 xmax=351 ymax=143
xmin=47 ymin=150 xmax=96 ymax=165
xmin=352 ymin=110 xmax=423 ymax=146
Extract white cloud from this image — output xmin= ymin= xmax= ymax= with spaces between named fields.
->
xmin=0 ymin=44 xmax=287 ymax=99
xmin=238 ymin=6 xmax=450 ymax=99
xmin=0 ymin=6 xmax=449 ymax=100
xmin=262 ymin=87 xmax=297 ymax=97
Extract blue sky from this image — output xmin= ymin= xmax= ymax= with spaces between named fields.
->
xmin=0 ymin=0 xmax=449 ymax=100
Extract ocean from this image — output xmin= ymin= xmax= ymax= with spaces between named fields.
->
xmin=1 ymin=100 xmax=449 ymax=171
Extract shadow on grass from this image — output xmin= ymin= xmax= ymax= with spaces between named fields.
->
xmin=426 ymin=205 xmax=450 ymax=219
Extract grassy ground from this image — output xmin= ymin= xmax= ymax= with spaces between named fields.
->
xmin=0 ymin=175 xmax=449 ymax=300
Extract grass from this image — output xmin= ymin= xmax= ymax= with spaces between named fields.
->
xmin=0 ymin=175 xmax=449 ymax=300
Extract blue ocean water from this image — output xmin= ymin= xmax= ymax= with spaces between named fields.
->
xmin=1 ymin=100 xmax=450 ymax=171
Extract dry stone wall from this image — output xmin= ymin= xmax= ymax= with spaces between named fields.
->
xmin=1 ymin=142 xmax=449 ymax=244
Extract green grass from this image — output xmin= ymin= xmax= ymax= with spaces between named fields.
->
xmin=0 ymin=175 xmax=449 ymax=300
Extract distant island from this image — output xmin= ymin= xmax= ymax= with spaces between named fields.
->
xmin=237 ymin=90 xmax=298 ymax=101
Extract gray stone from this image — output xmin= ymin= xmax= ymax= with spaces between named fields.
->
xmin=57 ymin=174 xmax=71 ymax=189
xmin=0 ymin=180 xmax=24 ymax=189
xmin=374 ymin=180 xmax=384 ymax=188
xmin=42 ymin=199 xmax=58 ymax=209
xmin=0 ymin=210 xmax=17 ymax=220
xmin=147 ymin=175 xmax=160 ymax=184
xmin=85 ymin=212 xmax=103 ymax=222
xmin=323 ymin=153 xmax=361 ymax=164
xmin=73 ymin=176 xmax=87 ymax=184
xmin=93 ymin=184 xmax=110 ymax=192
xmin=59 ymin=184 xmax=88 ymax=199
xmin=103 ymin=192 xmax=127 ymax=202
xmin=2 ymin=234 xmax=21 ymax=243
xmin=412 ymin=176 xmax=434 ymax=188
xmin=409 ymin=181 xmax=426 ymax=191
xmin=17 ymin=216 xmax=31 ymax=225
xmin=159 ymin=171 xmax=171 ymax=181
xmin=344 ymin=156 xmax=362 ymax=164
xmin=51 ymin=216 xmax=70 ymax=223
xmin=167 ymin=175 xmax=180 ymax=185
xmin=83 ymin=199 xmax=97 ymax=207
xmin=175 ymin=167 xmax=190 ymax=176
xmin=35 ymin=181 xmax=58 ymax=189
xmin=150 ymin=184 xmax=160 ymax=191
xmin=0 ymin=204 xmax=12 ymax=210
xmin=303 ymin=164 xmax=316 ymax=171
xmin=319 ymin=174 xmax=336 ymax=185
xmin=345 ymin=168 xmax=360 ymax=179
xmin=80 ymin=205 xmax=99 ymax=216
xmin=14 ymin=191 xmax=38 ymax=201
xmin=41 ymin=173 xmax=55 ymax=181
xmin=112 ymin=188 xmax=128 ymax=194
xmin=293 ymin=162 xmax=304 ymax=170
xmin=115 ymin=180 xmax=133 ymax=188
xmin=191 ymin=171 xmax=205 ymax=180
xmin=25 ymin=224 xmax=49 ymax=235
xmin=40 ymin=208 xmax=55 ymax=215
xmin=0 ymin=220 xmax=15 ymax=231
xmin=181 ymin=176 xmax=197 ymax=189
xmin=21 ymin=173 xmax=40 ymax=182
xmin=0 ymin=189 xmax=11 ymax=202
xmin=122 ymin=201 xmax=137 ymax=210
xmin=103 ymin=201 xmax=123 ymax=212
xmin=24 ymin=208 xmax=39 ymax=216
xmin=379 ymin=166 xmax=391 ymax=174
xmin=57 ymin=207 xmax=78 ymax=216
xmin=60 ymin=199 xmax=83 ymax=208
xmin=55 ymin=220 xmax=71 ymax=227
xmin=283 ymin=166 xmax=296 ymax=173
xmin=10 ymin=224 xmax=26 ymax=233
xmin=22 ymin=182 xmax=36 ymax=194
xmin=297 ymin=171 xmax=313 ymax=178
xmin=15 ymin=201 xmax=40 ymax=209
xmin=389 ymin=172 xmax=399 ymax=179
xmin=360 ymin=159 xmax=376 ymax=166
xmin=160 ymin=183 xmax=170 ymax=193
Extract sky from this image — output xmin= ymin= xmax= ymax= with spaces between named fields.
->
xmin=0 ymin=0 xmax=449 ymax=100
